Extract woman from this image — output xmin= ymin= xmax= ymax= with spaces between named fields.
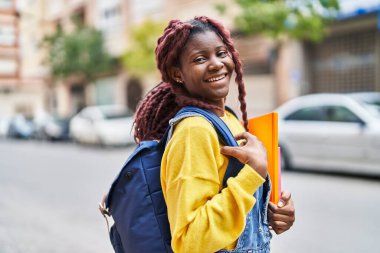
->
xmin=134 ymin=16 xmax=295 ymax=253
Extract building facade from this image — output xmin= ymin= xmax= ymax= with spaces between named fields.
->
xmin=304 ymin=11 xmax=380 ymax=94
xmin=0 ymin=0 xmax=280 ymax=118
xmin=2 ymin=0 xmax=378 ymax=120
xmin=0 ymin=0 xmax=21 ymax=116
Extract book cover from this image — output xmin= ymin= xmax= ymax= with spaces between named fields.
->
xmin=248 ymin=112 xmax=281 ymax=204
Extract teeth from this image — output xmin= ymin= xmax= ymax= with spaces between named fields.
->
xmin=207 ymin=74 xmax=225 ymax=82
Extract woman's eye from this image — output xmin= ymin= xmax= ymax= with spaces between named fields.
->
xmin=194 ymin=57 xmax=206 ymax=63
xmin=218 ymin=51 xmax=228 ymax=57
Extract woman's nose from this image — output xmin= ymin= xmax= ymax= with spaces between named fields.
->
xmin=208 ymin=58 xmax=224 ymax=71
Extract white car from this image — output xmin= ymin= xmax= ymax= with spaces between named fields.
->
xmin=0 ymin=116 xmax=11 ymax=138
xmin=276 ymin=93 xmax=380 ymax=176
xmin=69 ymin=105 xmax=135 ymax=146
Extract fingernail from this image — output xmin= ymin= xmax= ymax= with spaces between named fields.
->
xmin=278 ymin=201 xmax=284 ymax=207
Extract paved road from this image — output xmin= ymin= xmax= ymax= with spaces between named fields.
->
xmin=0 ymin=139 xmax=379 ymax=252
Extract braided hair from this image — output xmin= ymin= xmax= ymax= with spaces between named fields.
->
xmin=133 ymin=16 xmax=248 ymax=143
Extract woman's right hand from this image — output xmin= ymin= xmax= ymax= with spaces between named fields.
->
xmin=220 ymin=132 xmax=268 ymax=179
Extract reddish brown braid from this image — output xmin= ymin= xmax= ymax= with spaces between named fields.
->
xmin=133 ymin=16 xmax=248 ymax=143
xmin=199 ymin=17 xmax=249 ymax=131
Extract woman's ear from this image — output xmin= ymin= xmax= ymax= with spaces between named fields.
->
xmin=169 ymin=67 xmax=183 ymax=84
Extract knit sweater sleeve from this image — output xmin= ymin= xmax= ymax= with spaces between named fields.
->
xmin=161 ymin=116 xmax=265 ymax=253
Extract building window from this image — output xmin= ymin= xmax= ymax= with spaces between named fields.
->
xmin=0 ymin=59 xmax=17 ymax=75
xmin=131 ymin=0 xmax=163 ymax=23
xmin=71 ymin=9 xmax=85 ymax=26
xmin=0 ymin=26 xmax=16 ymax=46
xmin=0 ymin=0 xmax=12 ymax=10
xmin=96 ymin=0 xmax=122 ymax=33
xmin=104 ymin=5 xmax=121 ymax=19
xmin=47 ymin=1 xmax=65 ymax=19
xmin=95 ymin=76 xmax=116 ymax=105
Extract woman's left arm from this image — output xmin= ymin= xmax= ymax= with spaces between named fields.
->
xmin=268 ymin=191 xmax=295 ymax=234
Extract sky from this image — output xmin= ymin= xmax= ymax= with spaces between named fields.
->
xmin=338 ymin=0 xmax=380 ymax=17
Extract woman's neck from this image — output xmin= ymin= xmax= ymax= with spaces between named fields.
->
xmin=210 ymin=106 xmax=225 ymax=117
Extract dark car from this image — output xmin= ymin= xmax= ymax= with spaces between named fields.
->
xmin=43 ymin=116 xmax=71 ymax=141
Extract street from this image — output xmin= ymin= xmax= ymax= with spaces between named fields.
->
xmin=0 ymin=140 xmax=379 ymax=253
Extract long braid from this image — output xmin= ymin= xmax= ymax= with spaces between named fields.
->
xmin=133 ymin=82 xmax=176 ymax=142
xmin=134 ymin=17 xmax=249 ymax=143
xmin=156 ymin=21 xmax=192 ymax=83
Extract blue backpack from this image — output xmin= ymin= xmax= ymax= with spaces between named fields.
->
xmin=99 ymin=106 xmax=244 ymax=253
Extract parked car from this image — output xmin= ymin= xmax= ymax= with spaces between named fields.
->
xmin=69 ymin=105 xmax=134 ymax=146
xmin=43 ymin=116 xmax=71 ymax=141
xmin=276 ymin=92 xmax=380 ymax=176
xmin=7 ymin=114 xmax=34 ymax=139
xmin=0 ymin=116 xmax=11 ymax=138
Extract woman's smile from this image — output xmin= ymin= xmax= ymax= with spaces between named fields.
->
xmin=205 ymin=73 xmax=227 ymax=83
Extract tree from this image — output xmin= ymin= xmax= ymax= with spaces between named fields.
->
xmin=216 ymin=0 xmax=340 ymax=104
xmin=122 ymin=20 xmax=166 ymax=77
xmin=217 ymin=0 xmax=340 ymax=42
xmin=41 ymin=22 xmax=117 ymax=83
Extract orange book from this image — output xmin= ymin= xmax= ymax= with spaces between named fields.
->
xmin=248 ymin=112 xmax=281 ymax=204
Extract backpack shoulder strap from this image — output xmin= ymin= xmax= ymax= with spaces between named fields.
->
xmin=165 ymin=106 xmax=238 ymax=146
xmin=163 ymin=106 xmax=244 ymax=188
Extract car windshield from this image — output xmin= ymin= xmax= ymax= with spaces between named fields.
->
xmin=360 ymin=103 xmax=380 ymax=119
xmin=351 ymin=95 xmax=380 ymax=119
xmin=101 ymin=107 xmax=133 ymax=119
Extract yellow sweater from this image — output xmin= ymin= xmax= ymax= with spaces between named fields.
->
xmin=161 ymin=111 xmax=265 ymax=253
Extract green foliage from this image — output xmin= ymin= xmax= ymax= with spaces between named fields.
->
xmin=122 ymin=20 xmax=166 ymax=77
xmin=219 ymin=0 xmax=340 ymax=42
xmin=41 ymin=25 xmax=116 ymax=82
xmin=215 ymin=3 xmax=227 ymax=15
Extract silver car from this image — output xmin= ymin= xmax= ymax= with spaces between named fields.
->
xmin=69 ymin=105 xmax=135 ymax=146
xmin=277 ymin=92 xmax=380 ymax=175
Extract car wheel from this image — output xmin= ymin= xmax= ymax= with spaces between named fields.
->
xmin=280 ymin=146 xmax=292 ymax=171
xmin=98 ymin=136 xmax=110 ymax=148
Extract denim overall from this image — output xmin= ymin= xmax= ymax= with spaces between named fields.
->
xmin=217 ymin=178 xmax=272 ymax=253
xmin=169 ymin=112 xmax=273 ymax=253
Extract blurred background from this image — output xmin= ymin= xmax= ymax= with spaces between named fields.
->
xmin=1 ymin=0 xmax=380 ymax=252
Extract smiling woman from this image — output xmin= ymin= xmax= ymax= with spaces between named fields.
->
xmin=107 ymin=16 xmax=295 ymax=253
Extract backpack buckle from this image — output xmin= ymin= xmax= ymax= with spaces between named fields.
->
xmin=99 ymin=194 xmax=111 ymax=232
xmin=99 ymin=202 xmax=110 ymax=216
xmin=99 ymin=193 xmax=110 ymax=215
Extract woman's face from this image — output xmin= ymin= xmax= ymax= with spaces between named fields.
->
xmin=172 ymin=30 xmax=235 ymax=108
